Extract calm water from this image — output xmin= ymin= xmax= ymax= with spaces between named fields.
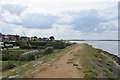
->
xmin=70 ymin=41 xmax=119 ymax=57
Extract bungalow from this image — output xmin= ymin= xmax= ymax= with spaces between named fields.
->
xmin=7 ymin=35 xmax=20 ymax=41
xmin=1 ymin=33 xmax=20 ymax=41
xmin=42 ymin=37 xmax=49 ymax=41
xmin=38 ymin=37 xmax=42 ymax=41
xmin=2 ymin=35 xmax=9 ymax=41
xmin=20 ymin=36 xmax=29 ymax=41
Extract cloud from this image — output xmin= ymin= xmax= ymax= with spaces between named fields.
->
xmin=2 ymin=4 xmax=26 ymax=15
xmin=71 ymin=10 xmax=105 ymax=32
xmin=94 ymin=20 xmax=118 ymax=32
xmin=1 ymin=4 xmax=25 ymax=25
xmin=1 ymin=10 xmax=22 ymax=24
xmin=57 ymin=9 xmax=117 ymax=33
xmin=1 ymin=21 xmax=76 ymax=39
xmin=0 ymin=0 xmax=118 ymax=40
xmin=21 ymin=13 xmax=57 ymax=29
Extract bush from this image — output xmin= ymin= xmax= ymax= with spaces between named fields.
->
xmin=2 ymin=54 xmax=8 ymax=61
xmin=7 ymin=63 xmax=16 ymax=69
xmin=44 ymin=47 xmax=54 ymax=54
xmin=2 ymin=53 xmax=21 ymax=61
xmin=20 ymin=54 xmax=35 ymax=61
xmin=30 ymin=41 xmax=48 ymax=46
xmin=20 ymin=55 xmax=29 ymax=61
xmin=52 ymin=41 xmax=66 ymax=49
xmin=28 ymin=54 xmax=36 ymax=61
xmin=20 ymin=45 xmax=30 ymax=49
xmin=2 ymin=63 xmax=16 ymax=71
xmin=17 ymin=40 xmax=68 ymax=49
xmin=36 ymin=50 xmax=45 ymax=54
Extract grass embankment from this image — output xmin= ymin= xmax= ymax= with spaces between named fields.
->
xmin=74 ymin=43 xmax=118 ymax=79
xmin=1 ymin=49 xmax=31 ymax=71
xmin=1 ymin=61 xmax=27 ymax=72
xmin=1 ymin=45 xmax=74 ymax=78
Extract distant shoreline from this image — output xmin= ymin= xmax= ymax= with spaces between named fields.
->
xmin=68 ymin=40 xmax=120 ymax=41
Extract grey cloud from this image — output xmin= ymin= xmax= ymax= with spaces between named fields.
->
xmin=59 ymin=10 xmax=117 ymax=32
xmin=21 ymin=13 xmax=57 ymax=29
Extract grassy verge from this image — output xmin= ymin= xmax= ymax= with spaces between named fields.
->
xmin=74 ymin=43 xmax=117 ymax=78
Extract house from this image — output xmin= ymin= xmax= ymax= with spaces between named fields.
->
xmin=15 ymin=35 xmax=20 ymax=41
xmin=20 ymin=36 xmax=29 ymax=41
xmin=42 ymin=37 xmax=49 ymax=41
xmin=0 ymin=33 xmax=2 ymax=41
xmin=2 ymin=35 xmax=9 ymax=41
xmin=0 ymin=33 xmax=52 ymax=42
xmin=38 ymin=37 xmax=42 ymax=41
xmin=7 ymin=35 xmax=20 ymax=41
xmin=1 ymin=33 xmax=21 ymax=41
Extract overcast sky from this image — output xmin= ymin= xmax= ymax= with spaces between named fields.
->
xmin=0 ymin=0 xmax=119 ymax=40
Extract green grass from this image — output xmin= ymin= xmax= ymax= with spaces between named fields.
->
xmin=2 ymin=49 xmax=30 ymax=53
xmin=1 ymin=43 xmax=117 ymax=78
xmin=72 ymin=44 xmax=97 ymax=78
xmin=0 ymin=61 xmax=27 ymax=72
xmin=1 ymin=44 xmax=74 ymax=78
xmin=74 ymin=43 xmax=116 ymax=78
xmin=6 ymin=49 xmax=29 ymax=52
xmin=2 ymin=49 xmax=31 ymax=55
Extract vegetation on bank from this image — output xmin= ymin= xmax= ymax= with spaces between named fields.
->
xmin=1 ymin=40 xmax=72 ymax=72
xmin=1 ymin=44 xmax=74 ymax=79
xmin=74 ymin=43 xmax=119 ymax=79
xmin=1 ymin=42 xmax=119 ymax=79
xmin=4 ymin=40 xmax=70 ymax=49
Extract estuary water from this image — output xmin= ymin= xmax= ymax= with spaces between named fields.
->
xmin=70 ymin=41 xmax=119 ymax=57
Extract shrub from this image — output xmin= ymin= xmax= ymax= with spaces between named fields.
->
xmin=28 ymin=54 xmax=36 ymax=61
xmin=53 ymin=41 xmax=66 ymax=49
xmin=44 ymin=47 xmax=54 ymax=54
xmin=20 ymin=54 xmax=35 ymax=61
xmin=2 ymin=63 xmax=16 ymax=71
xmin=7 ymin=63 xmax=16 ymax=69
xmin=20 ymin=55 xmax=29 ymax=61
xmin=2 ymin=54 xmax=8 ymax=61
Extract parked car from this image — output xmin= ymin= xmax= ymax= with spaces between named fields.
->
xmin=0 ymin=42 xmax=4 ymax=49
xmin=5 ymin=44 xmax=13 ymax=48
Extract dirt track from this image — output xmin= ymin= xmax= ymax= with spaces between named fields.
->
xmin=32 ymin=44 xmax=84 ymax=78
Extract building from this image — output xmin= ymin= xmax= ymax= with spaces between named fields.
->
xmin=2 ymin=35 xmax=9 ymax=41
xmin=42 ymin=37 xmax=49 ymax=41
xmin=20 ymin=36 xmax=29 ymax=41
xmin=7 ymin=35 xmax=20 ymax=41
xmin=0 ymin=33 xmax=52 ymax=42
xmin=0 ymin=33 xmax=2 ymax=41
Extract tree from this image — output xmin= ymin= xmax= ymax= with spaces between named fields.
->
xmin=33 ymin=36 xmax=38 ymax=41
xmin=49 ymin=36 xmax=55 ymax=40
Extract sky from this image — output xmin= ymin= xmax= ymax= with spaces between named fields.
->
xmin=0 ymin=0 xmax=119 ymax=40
